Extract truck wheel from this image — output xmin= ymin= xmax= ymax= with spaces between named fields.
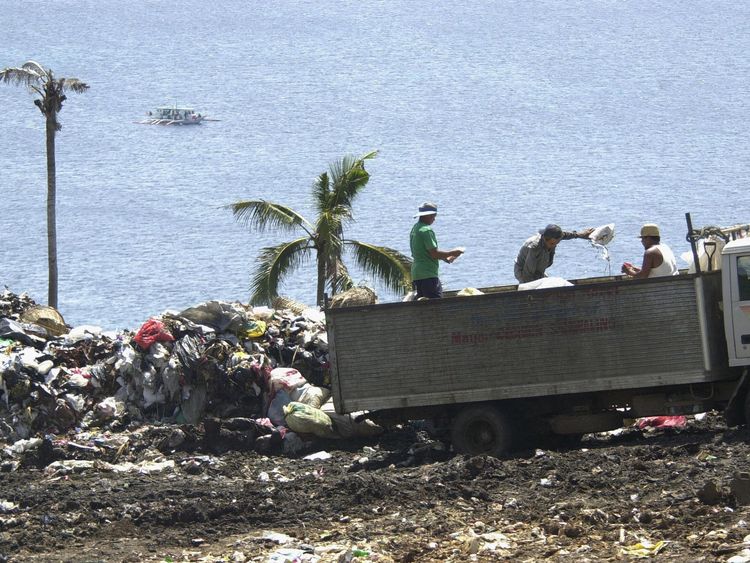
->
xmin=744 ymin=390 xmax=750 ymax=427
xmin=451 ymin=405 xmax=512 ymax=457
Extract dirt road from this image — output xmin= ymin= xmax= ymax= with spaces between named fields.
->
xmin=2 ymin=413 xmax=750 ymax=562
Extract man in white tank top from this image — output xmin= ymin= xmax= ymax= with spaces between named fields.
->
xmin=621 ymin=223 xmax=679 ymax=278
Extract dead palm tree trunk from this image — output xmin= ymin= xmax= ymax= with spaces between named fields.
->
xmin=45 ymin=110 xmax=58 ymax=308
xmin=0 ymin=61 xmax=88 ymax=310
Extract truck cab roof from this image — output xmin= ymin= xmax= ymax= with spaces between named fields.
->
xmin=723 ymin=238 xmax=750 ymax=255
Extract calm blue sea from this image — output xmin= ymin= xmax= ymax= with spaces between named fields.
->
xmin=1 ymin=0 xmax=748 ymax=330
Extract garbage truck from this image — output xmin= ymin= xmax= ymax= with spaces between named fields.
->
xmin=324 ymin=216 xmax=750 ymax=456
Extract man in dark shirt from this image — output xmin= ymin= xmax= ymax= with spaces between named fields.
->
xmin=514 ymin=224 xmax=594 ymax=284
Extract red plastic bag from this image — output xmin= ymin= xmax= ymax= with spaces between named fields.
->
xmin=133 ymin=319 xmax=175 ymax=350
xmin=636 ymin=415 xmax=687 ymax=430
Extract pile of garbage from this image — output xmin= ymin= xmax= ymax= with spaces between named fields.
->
xmin=0 ymin=288 xmax=381 ymax=466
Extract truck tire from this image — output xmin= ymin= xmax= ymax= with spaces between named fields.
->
xmin=451 ymin=405 xmax=513 ymax=457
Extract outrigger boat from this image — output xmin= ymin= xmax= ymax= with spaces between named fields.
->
xmin=140 ymin=106 xmax=206 ymax=125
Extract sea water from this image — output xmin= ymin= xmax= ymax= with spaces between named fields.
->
xmin=1 ymin=0 xmax=748 ymax=330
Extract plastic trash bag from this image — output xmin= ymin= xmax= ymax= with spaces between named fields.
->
xmin=620 ymin=539 xmax=668 ymax=557
xmin=267 ymin=389 xmax=292 ymax=426
xmin=268 ymin=368 xmax=307 ymax=395
xmin=241 ymin=320 xmax=267 ymax=339
xmin=291 ymin=384 xmax=330 ymax=409
xmin=517 ymin=277 xmax=573 ymax=291
xmin=0 ymin=318 xmax=47 ymax=347
xmin=588 ymin=223 xmax=615 ymax=273
xmin=173 ymin=333 xmax=205 ymax=381
xmin=456 ymin=287 xmax=484 ymax=296
xmin=589 ymin=223 xmax=615 ymax=246
xmin=281 ymin=431 xmax=307 ymax=456
xmin=64 ymin=325 xmax=102 ymax=344
xmin=94 ymin=396 xmax=125 ymax=422
xmin=177 ymin=301 xmax=247 ymax=333
xmin=636 ymin=415 xmax=687 ymax=429
xmin=321 ymin=400 xmax=383 ymax=438
xmin=681 ymin=237 xmax=726 ymax=273
xmin=283 ymin=401 xmax=335 ymax=437
xmin=133 ymin=319 xmax=175 ymax=350
xmin=178 ymin=385 xmax=207 ymax=424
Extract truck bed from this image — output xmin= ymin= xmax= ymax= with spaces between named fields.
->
xmin=326 ymin=271 xmax=729 ymax=414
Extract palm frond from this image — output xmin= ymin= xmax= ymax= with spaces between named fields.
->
xmin=330 ymin=260 xmax=354 ymax=295
xmin=345 ymin=240 xmax=413 ymax=293
xmin=330 ymin=151 xmax=377 ymax=208
xmin=312 ymin=151 xmax=378 ymax=215
xmin=0 ymin=66 xmax=42 ymax=87
xmin=228 ymin=200 xmax=314 ymax=236
xmin=311 ymin=171 xmax=331 ymax=211
xmin=21 ymin=61 xmax=46 ymax=76
xmin=330 ymin=151 xmax=378 ymax=187
xmin=60 ymin=77 xmax=89 ymax=94
xmin=334 ymin=165 xmax=369 ymax=203
xmin=249 ymin=237 xmax=313 ymax=305
xmin=271 ymin=295 xmax=310 ymax=315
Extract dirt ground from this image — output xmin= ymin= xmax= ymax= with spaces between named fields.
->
xmin=2 ymin=413 xmax=750 ymax=562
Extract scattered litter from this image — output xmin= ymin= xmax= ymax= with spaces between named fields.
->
xmin=620 ymin=539 xmax=668 ymax=558
xmin=636 ymin=416 xmax=687 ymax=430
xmin=303 ymin=451 xmax=332 ymax=461
xmin=456 ymin=287 xmax=484 ymax=296
xmin=0 ymin=500 xmax=18 ymax=513
xmin=258 ymin=531 xmax=295 ymax=545
xmin=266 ymin=547 xmax=317 ymax=563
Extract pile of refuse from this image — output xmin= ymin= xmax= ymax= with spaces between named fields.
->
xmin=0 ymin=288 xmax=381 ymax=466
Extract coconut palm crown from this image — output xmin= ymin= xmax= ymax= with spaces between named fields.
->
xmin=229 ymin=151 xmax=412 ymax=306
xmin=1 ymin=61 xmax=89 ymax=308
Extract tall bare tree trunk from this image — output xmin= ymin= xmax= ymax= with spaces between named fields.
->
xmin=45 ymin=112 xmax=58 ymax=308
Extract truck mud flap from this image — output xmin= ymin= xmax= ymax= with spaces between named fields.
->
xmin=724 ymin=369 xmax=749 ymax=427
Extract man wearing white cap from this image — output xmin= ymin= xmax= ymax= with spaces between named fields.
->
xmin=410 ymin=202 xmax=464 ymax=298
xmin=621 ymin=223 xmax=679 ymax=278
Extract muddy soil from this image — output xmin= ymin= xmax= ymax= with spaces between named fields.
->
xmin=2 ymin=413 xmax=750 ymax=562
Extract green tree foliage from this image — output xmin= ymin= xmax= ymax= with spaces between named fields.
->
xmin=229 ymin=151 xmax=412 ymax=306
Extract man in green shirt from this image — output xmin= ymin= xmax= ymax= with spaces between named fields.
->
xmin=410 ymin=202 xmax=464 ymax=298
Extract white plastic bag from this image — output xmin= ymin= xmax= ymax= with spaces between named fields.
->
xmin=588 ymin=223 xmax=615 ymax=272
xmin=517 ymin=277 xmax=573 ymax=291
xmin=267 ymin=389 xmax=292 ymax=426
xmin=681 ymin=237 xmax=725 ymax=273
xmin=589 ymin=223 xmax=615 ymax=246
xmin=268 ymin=368 xmax=307 ymax=394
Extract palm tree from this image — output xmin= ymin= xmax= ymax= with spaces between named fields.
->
xmin=229 ymin=151 xmax=412 ymax=306
xmin=1 ymin=61 xmax=89 ymax=309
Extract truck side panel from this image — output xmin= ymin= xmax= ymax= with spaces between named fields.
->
xmin=327 ymin=272 xmax=728 ymax=413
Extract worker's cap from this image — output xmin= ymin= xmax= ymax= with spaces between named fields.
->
xmin=540 ymin=224 xmax=563 ymax=239
xmin=414 ymin=202 xmax=438 ymax=218
xmin=639 ymin=223 xmax=660 ymax=238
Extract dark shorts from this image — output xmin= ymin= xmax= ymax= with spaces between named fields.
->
xmin=413 ymin=277 xmax=443 ymax=299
